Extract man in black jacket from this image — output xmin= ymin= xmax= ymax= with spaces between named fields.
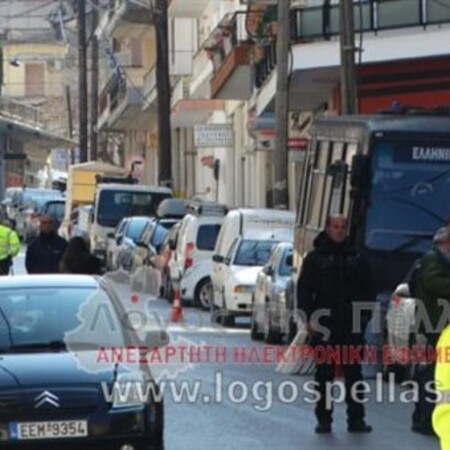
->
xmin=25 ymin=215 xmax=68 ymax=274
xmin=297 ymin=214 xmax=374 ymax=434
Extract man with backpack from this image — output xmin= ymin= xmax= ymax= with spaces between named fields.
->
xmin=411 ymin=227 xmax=450 ymax=435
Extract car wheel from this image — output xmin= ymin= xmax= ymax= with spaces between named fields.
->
xmin=250 ymin=297 xmax=263 ymax=341
xmin=219 ymin=312 xmax=234 ymax=327
xmin=166 ymin=279 xmax=174 ymax=303
xmin=263 ymin=304 xmax=282 ymax=345
xmin=195 ymin=278 xmax=212 ymax=310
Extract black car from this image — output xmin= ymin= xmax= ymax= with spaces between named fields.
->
xmin=0 ymin=275 xmax=165 ymax=449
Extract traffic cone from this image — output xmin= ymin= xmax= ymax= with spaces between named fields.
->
xmin=170 ymin=287 xmax=184 ymax=322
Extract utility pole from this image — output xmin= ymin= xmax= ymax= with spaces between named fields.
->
xmin=339 ymin=0 xmax=358 ymax=114
xmin=154 ymin=0 xmax=172 ymax=188
xmin=90 ymin=0 xmax=99 ymax=161
xmin=273 ymin=0 xmax=290 ymax=209
xmin=78 ymin=0 xmax=88 ymax=162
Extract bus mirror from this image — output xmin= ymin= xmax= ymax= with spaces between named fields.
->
xmin=351 ymin=154 xmax=370 ymax=189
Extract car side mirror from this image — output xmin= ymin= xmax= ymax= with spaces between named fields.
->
xmin=212 ymin=254 xmax=224 ymax=263
xmin=107 ymin=232 xmax=115 ymax=239
xmin=224 ymin=257 xmax=231 ymax=266
xmin=116 ymin=236 xmax=123 ymax=245
xmin=263 ymin=265 xmax=274 ymax=276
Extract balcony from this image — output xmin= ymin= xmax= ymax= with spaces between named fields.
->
xmin=98 ymin=71 xmax=151 ymax=132
xmin=142 ymin=65 xmax=158 ymax=113
xmin=98 ymin=0 xmax=154 ymax=39
xmin=0 ymin=98 xmax=41 ymax=128
xmin=206 ymin=12 xmax=258 ymax=100
xmin=168 ymin=0 xmax=209 ymax=18
xmin=171 ymin=77 xmax=224 ymax=127
xmin=255 ymin=0 xmax=450 ymax=91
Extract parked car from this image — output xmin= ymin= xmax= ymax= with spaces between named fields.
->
xmin=1 ymin=187 xmax=21 ymax=222
xmin=131 ymin=218 xmax=180 ymax=273
xmin=106 ymin=216 xmax=152 ymax=271
xmin=170 ymin=202 xmax=227 ymax=309
xmin=0 ymin=274 xmax=166 ymax=449
xmin=211 ymin=208 xmax=295 ymax=326
xmin=15 ymin=190 xmax=63 ymax=241
xmin=27 ymin=199 xmax=66 ymax=241
xmin=252 ymin=242 xmax=293 ymax=344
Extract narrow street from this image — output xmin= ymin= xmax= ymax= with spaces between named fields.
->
xmin=12 ymin=250 xmax=439 ymax=449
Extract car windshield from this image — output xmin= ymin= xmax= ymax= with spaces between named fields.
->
xmin=233 ymin=240 xmax=278 ymax=267
xmin=0 ymin=287 xmax=125 ymax=352
xmin=126 ymin=218 xmax=149 ymax=241
xmin=97 ymin=191 xmax=171 ymax=227
xmin=365 ymin=140 xmax=450 ymax=252
xmin=151 ymin=221 xmax=176 ymax=249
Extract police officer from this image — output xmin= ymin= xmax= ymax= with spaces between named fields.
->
xmin=433 ymin=325 xmax=450 ymax=450
xmin=25 ymin=215 xmax=68 ymax=274
xmin=297 ymin=214 xmax=375 ymax=433
xmin=0 ymin=219 xmax=20 ymax=275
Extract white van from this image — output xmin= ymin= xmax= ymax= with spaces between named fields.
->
xmin=211 ymin=209 xmax=294 ymax=326
xmin=170 ymin=202 xmax=227 ymax=309
xmin=90 ymin=184 xmax=172 ymax=263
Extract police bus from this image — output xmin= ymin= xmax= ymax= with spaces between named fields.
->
xmin=293 ymin=112 xmax=450 ymax=315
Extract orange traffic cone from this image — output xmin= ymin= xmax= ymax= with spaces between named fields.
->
xmin=170 ymin=288 xmax=184 ymax=322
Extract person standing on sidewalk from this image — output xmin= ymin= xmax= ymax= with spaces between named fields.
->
xmin=412 ymin=227 xmax=450 ymax=435
xmin=297 ymin=214 xmax=375 ymax=434
xmin=25 ymin=215 xmax=68 ymax=274
xmin=0 ymin=219 xmax=20 ymax=275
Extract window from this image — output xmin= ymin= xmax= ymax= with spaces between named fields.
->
xmin=233 ymin=240 xmax=278 ymax=267
xmin=196 ymin=224 xmax=221 ymax=251
xmin=279 ymin=249 xmax=293 ymax=277
xmin=125 ymin=218 xmax=149 ymax=242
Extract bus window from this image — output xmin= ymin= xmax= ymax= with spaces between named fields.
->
xmin=365 ymin=139 xmax=450 ymax=253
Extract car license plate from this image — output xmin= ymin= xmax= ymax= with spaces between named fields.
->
xmin=9 ymin=420 xmax=88 ymax=440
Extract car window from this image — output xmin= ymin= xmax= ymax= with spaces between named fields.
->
xmin=0 ymin=287 xmax=125 ymax=350
xmin=116 ymin=219 xmax=128 ymax=236
xmin=233 ymin=240 xmax=278 ymax=267
xmin=196 ymin=224 xmax=221 ymax=251
xmin=45 ymin=202 xmax=65 ymax=219
xmin=125 ymin=218 xmax=149 ymax=241
xmin=141 ymin=221 xmax=156 ymax=245
xmin=151 ymin=223 xmax=171 ymax=249
xmin=279 ymin=248 xmax=293 ymax=277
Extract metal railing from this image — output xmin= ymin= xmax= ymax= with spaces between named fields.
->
xmin=291 ymin=0 xmax=450 ymax=41
xmin=0 ymin=97 xmax=42 ymax=126
xmin=254 ymin=0 xmax=450 ymax=89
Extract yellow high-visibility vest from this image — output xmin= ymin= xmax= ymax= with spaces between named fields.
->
xmin=0 ymin=224 xmax=20 ymax=261
xmin=433 ymin=326 xmax=450 ymax=450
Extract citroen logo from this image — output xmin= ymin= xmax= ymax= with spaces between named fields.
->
xmin=34 ymin=391 xmax=60 ymax=409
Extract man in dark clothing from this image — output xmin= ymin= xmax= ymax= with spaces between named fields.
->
xmin=297 ymin=215 xmax=374 ymax=434
xmin=25 ymin=215 xmax=68 ymax=274
xmin=411 ymin=227 xmax=450 ymax=435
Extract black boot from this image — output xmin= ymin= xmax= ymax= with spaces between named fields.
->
xmin=348 ymin=421 xmax=372 ymax=433
xmin=315 ymin=423 xmax=332 ymax=434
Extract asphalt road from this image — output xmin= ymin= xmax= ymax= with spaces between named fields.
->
xmin=12 ymin=250 xmax=440 ymax=450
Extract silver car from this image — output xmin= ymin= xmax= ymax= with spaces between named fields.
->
xmin=251 ymin=242 xmax=293 ymax=344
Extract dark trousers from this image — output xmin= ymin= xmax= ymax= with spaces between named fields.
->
xmin=411 ymin=333 xmax=439 ymax=431
xmin=314 ymin=332 xmax=366 ymax=425
xmin=0 ymin=258 xmax=10 ymax=276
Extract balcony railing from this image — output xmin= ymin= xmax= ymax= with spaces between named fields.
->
xmin=254 ymin=0 xmax=450 ymax=90
xmin=290 ymin=0 xmax=450 ymax=42
xmin=0 ymin=98 xmax=42 ymax=126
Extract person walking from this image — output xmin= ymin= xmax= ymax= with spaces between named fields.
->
xmin=411 ymin=227 xmax=450 ymax=435
xmin=433 ymin=324 xmax=450 ymax=450
xmin=59 ymin=236 xmax=102 ymax=275
xmin=0 ymin=219 xmax=20 ymax=275
xmin=25 ymin=215 xmax=68 ymax=274
xmin=297 ymin=214 xmax=375 ymax=434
